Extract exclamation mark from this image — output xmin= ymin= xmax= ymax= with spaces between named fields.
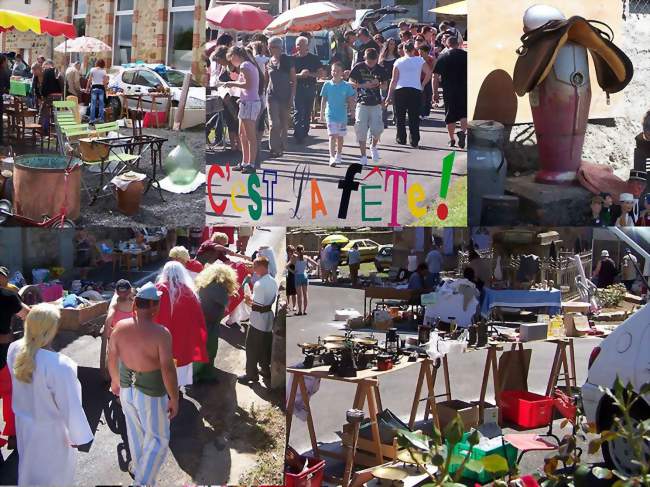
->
xmin=436 ymin=152 xmax=455 ymax=221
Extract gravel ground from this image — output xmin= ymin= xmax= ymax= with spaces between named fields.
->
xmin=6 ymin=126 xmax=205 ymax=228
xmin=76 ymin=127 xmax=205 ymax=227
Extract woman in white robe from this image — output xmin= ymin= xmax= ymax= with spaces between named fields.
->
xmin=7 ymin=303 xmax=93 ymax=486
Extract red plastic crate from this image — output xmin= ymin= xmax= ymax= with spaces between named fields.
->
xmin=500 ymin=390 xmax=554 ymax=428
xmin=285 ymin=457 xmax=325 ymax=487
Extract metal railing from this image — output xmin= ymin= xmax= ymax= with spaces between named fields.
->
xmin=626 ymin=0 xmax=650 ymax=16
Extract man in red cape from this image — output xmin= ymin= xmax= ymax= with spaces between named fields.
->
xmin=154 ymin=261 xmax=208 ymax=387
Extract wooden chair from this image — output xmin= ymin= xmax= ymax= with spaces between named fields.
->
xmin=77 ymin=134 xmax=140 ymax=203
xmin=65 ymin=96 xmax=81 ymax=123
xmin=13 ymin=98 xmax=44 ymax=150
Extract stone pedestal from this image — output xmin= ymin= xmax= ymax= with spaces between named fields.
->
xmin=505 ymin=174 xmax=592 ymax=226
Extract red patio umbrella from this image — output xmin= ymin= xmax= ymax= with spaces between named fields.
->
xmin=206 ymin=4 xmax=273 ymax=33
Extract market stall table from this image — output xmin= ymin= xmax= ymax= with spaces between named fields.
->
xmin=437 ymin=338 xmax=578 ymax=423
xmin=287 ymin=357 xmax=446 ymax=468
xmin=364 ymin=287 xmax=418 ymax=316
xmin=287 ymin=336 xmax=582 ymax=480
xmin=481 ymin=288 xmax=562 ymax=317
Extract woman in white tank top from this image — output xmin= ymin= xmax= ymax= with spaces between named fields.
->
xmin=385 ymin=42 xmax=432 ymax=148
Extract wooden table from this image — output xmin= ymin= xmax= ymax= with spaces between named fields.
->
xmin=286 ymin=356 xmax=446 ymax=468
xmin=364 ymin=287 xmax=418 ymax=316
xmin=460 ymin=338 xmax=578 ymax=423
xmin=286 ymin=336 xmax=579 ymax=482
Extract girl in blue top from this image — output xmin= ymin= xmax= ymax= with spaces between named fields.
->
xmin=320 ymin=62 xmax=356 ymax=167
xmin=292 ymin=245 xmax=318 ymax=315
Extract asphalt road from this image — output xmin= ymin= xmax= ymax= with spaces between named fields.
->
xmin=286 ymin=282 xmax=607 ymax=482
xmin=206 ymin=107 xmax=467 ymax=226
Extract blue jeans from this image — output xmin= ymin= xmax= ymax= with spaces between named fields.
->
xmin=89 ymin=87 xmax=105 ymax=123
xmin=293 ymin=85 xmax=316 ymax=140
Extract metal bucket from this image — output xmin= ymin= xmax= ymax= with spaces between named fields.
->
xmin=468 ymin=120 xmax=507 ymax=225
xmin=13 ymin=154 xmax=82 ymax=221
xmin=116 ymin=180 xmax=145 ymax=216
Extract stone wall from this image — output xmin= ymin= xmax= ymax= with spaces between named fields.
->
xmin=85 ymin=0 xmax=116 ymax=68
xmin=0 ymin=228 xmax=75 ymax=279
xmin=1 ymin=0 xmax=204 ymax=83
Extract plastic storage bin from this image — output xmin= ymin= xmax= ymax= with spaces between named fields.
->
xmin=500 ymin=390 xmax=554 ymax=428
xmin=448 ymin=432 xmax=518 ymax=483
xmin=285 ymin=457 xmax=325 ymax=487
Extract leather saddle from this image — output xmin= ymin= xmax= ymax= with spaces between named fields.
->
xmin=513 ymin=16 xmax=633 ymax=97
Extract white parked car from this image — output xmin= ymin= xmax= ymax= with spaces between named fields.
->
xmin=107 ymin=64 xmax=205 ymax=113
xmin=581 ymin=303 xmax=650 ymax=474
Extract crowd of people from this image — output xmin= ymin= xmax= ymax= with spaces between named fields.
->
xmin=207 ymin=19 xmax=467 ymax=169
xmin=592 ymin=248 xmax=640 ymax=291
xmin=284 ymin=237 xmax=451 ymax=314
xmin=0 ymin=232 xmax=280 ymax=485
xmin=0 ymin=51 xmax=109 ymax=146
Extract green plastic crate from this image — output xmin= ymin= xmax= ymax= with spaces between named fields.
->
xmin=447 ymin=432 xmax=518 ymax=484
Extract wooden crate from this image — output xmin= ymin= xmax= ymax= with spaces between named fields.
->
xmin=343 ymin=424 xmax=422 ymax=466
xmin=59 ymin=301 xmax=109 ymax=332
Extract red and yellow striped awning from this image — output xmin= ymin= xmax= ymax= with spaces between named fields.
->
xmin=0 ymin=9 xmax=77 ymax=38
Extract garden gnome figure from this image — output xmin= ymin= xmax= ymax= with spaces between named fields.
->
xmin=628 ymin=169 xmax=647 ymax=222
xmin=600 ymin=192 xmax=614 ymax=226
xmin=590 ymin=195 xmax=604 ymax=227
xmin=616 ymin=193 xmax=636 ymax=228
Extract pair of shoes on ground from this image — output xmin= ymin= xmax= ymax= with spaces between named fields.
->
xmin=237 ymin=368 xmax=271 ymax=385
xmin=234 ymin=163 xmax=255 ymax=173
xmin=358 ymin=146 xmax=381 ymax=166
xmin=396 ymin=138 xmax=419 ymax=148
xmin=449 ymin=131 xmax=466 ymax=149
xmin=329 ymin=153 xmax=343 ymax=167
xmin=331 ymin=146 xmax=380 ymax=167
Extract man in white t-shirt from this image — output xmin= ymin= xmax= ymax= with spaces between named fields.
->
xmin=239 ymin=256 xmax=278 ymax=385
xmin=621 ymin=251 xmax=638 ymax=292
xmin=347 ymin=243 xmax=361 ymax=286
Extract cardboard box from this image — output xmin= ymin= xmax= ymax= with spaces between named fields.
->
xmin=519 ymin=321 xmax=549 ymax=342
xmin=437 ymin=400 xmax=479 ymax=432
xmin=562 ymin=302 xmax=590 ymax=314
xmin=348 ymin=316 xmax=368 ymax=329
xmin=563 ymin=313 xmax=590 ymax=337
xmin=59 ymin=301 xmax=109 ymax=331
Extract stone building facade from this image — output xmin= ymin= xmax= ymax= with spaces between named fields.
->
xmin=0 ymin=0 xmax=206 ymax=84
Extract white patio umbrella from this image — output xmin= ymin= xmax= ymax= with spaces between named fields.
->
xmin=55 ymin=36 xmax=111 ymax=97
xmin=54 ymin=35 xmax=112 ymax=53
